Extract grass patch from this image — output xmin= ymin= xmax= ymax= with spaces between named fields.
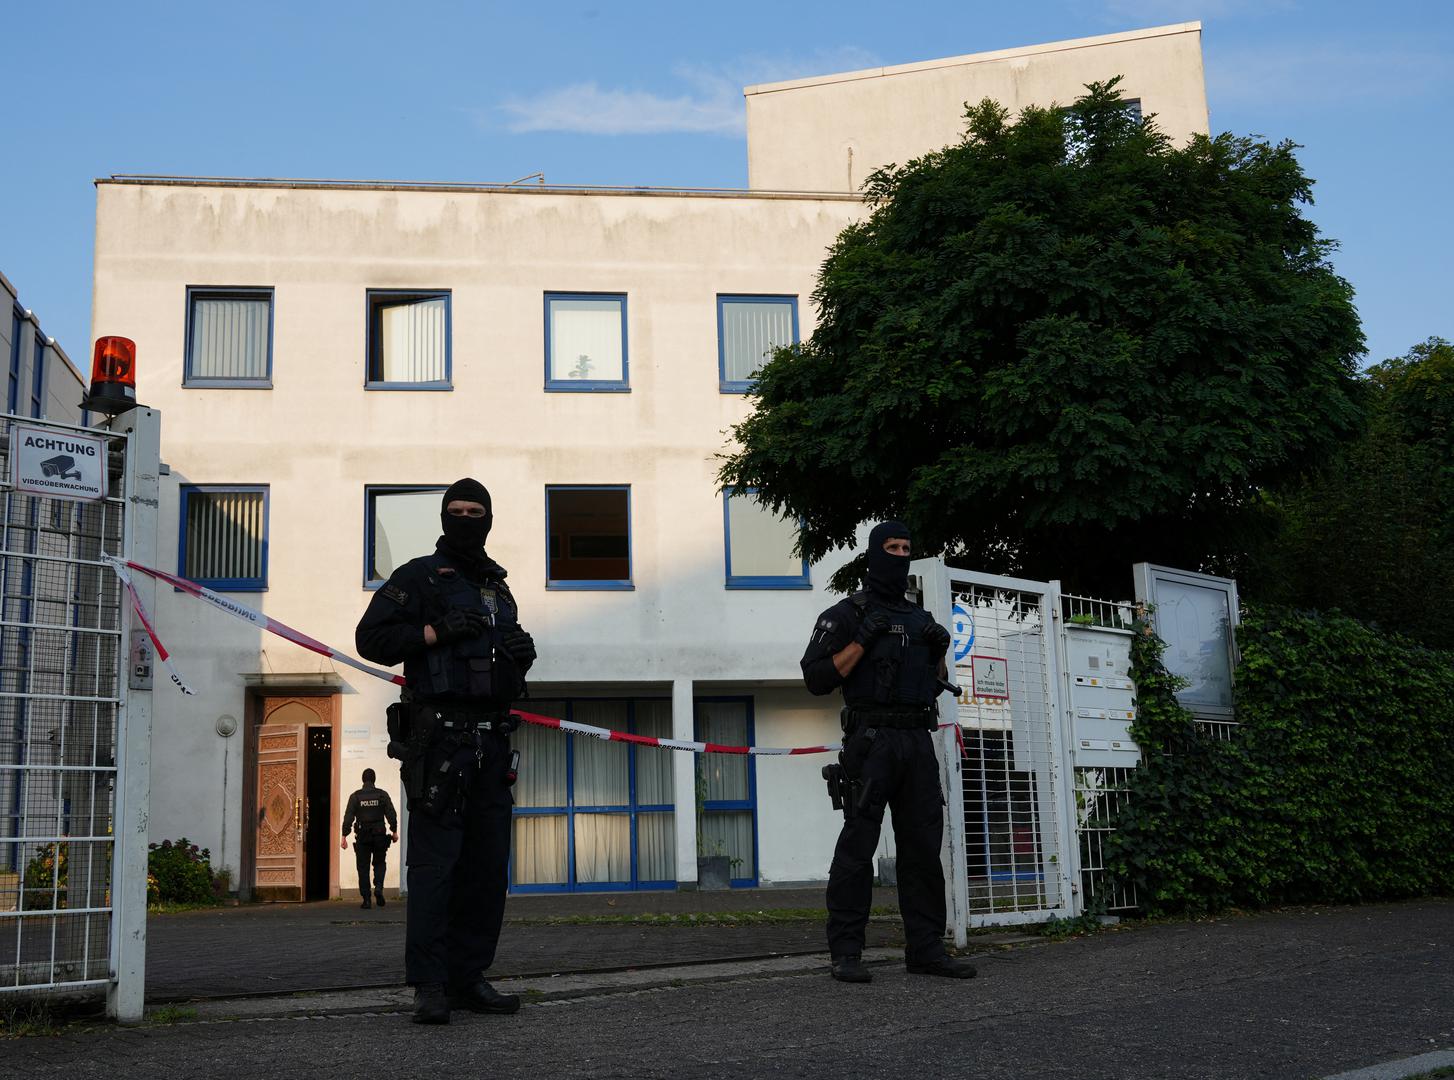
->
xmin=507 ymin=906 xmax=897 ymax=928
xmin=148 ymin=899 xmax=230 ymax=915
xmin=1033 ymin=912 xmax=1110 ymax=941
xmin=0 ymin=1001 xmax=64 ymax=1039
xmin=145 ymin=1005 xmax=198 ymax=1025
xmin=1402 ymin=1068 xmax=1454 ymax=1080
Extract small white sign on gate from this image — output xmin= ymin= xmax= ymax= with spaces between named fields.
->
xmin=970 ymin=654 xmax=1009 ymax=700
xmin=8 ymin=424 xmax=108 ymax=502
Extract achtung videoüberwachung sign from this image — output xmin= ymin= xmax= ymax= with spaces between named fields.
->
xmin=8 ymin=424 xmax=108 ymax=502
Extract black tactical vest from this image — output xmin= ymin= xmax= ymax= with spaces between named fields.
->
xmin=841 ymin=592 xmax=940 ymax=708
xmin=352 ymin=789 xmax=388 ymax=836
xmin=402 ymin=555 xmax=521 ymax=703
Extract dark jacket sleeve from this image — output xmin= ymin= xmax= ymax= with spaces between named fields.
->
xmin=800 ymin=600 xmax=856 ymax=696
xmin=355 ymin=563 xmax=430 ymax=666
xmin=381 ymin=792 xmax=398 ymax=832
xmin=340 ymin=790 xmax=359 ymax=836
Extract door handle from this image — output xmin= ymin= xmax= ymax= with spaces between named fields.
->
xmin=294 ymin=796 xmax=302 ymax=835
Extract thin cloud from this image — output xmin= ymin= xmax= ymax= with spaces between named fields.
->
xmin=1207 ymin=41 xmax=1449 ymax=108
xmin=495 ymin=47 xmax=879 ymax=137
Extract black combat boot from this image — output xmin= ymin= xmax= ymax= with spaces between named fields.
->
xmin=448 ymin=977 xmax=521 ymax=1015
xmin=830 ymin=955 xmax=873 ymax=983
xmin=360 ymin=896 xmax=371 ymax=910
xmin=375 ymin=890 xmax=386 ymax=908
xmin=907 ymin=955 xmax=977 ymax=979
xmin=412 ymin=983 xmax=450 ymax=1024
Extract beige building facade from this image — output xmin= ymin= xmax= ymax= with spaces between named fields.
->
xmin=90 ymin=24 xmax=1208 ymax=900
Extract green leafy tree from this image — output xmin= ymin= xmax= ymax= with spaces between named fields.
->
xmin=1249 ymin=338 xmax=1454 ymax=647
xmin=719 ymin=80 xmax=1364 ymax=593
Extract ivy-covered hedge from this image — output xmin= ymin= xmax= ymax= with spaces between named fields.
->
xmin=1107 ymin=607 xmax=1454 ymax=915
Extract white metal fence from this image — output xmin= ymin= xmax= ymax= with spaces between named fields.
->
xmin=0 ymin=413 xmax=140 ymax=1008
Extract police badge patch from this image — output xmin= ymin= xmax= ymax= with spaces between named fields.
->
xmin=381 ymin=583 xmax=408 ymax=605
xmin=818 ymin=617 xmax=836 ymax=631
xmin=479 ymin=588 xmax=498 ymax=614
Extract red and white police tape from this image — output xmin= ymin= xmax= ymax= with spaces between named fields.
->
xmin=101 ymin=555 xmax=962 ymax=757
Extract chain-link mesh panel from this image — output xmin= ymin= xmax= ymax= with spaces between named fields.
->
xmin=0 ymin=416 xmax=126 ymax=992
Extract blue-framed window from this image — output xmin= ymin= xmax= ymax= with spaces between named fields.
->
xmin=178 ymin=485 xmax=269 ymax=591
xmin=717 ymin=294 xmax=797 ymax=393
xmin=544 ymin=293 xmax=629 ymax=392
xmin=511 ymin=698 xmax=677 ymax=893
xmin=184 ymin=287 xmax=274 ymax=387
xmin=7 ymin=306 xmax=22 ymax=414
xmin=30 ymin=333 xmax=44 ymax=418
xmin=695 ymin=697 xmax=759 ymax=887
xmin=363 ymin=485 xmax=446 ymax=588
xmin=546 ymin=485 xmax=632 ymax=590
xmin=365 ymin=290 xmax=451 ymax=389
xmin=722 ymin=487 xmax=810 ymax=590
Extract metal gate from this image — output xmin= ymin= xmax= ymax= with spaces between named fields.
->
xmin=0 ymin=410 xmax=155 ymax=1018
xmin=916 ymin=563 xmax=1078 ymax=938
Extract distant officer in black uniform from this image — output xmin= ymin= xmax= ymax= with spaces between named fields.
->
xmin=341 ymin=768 xmax=398 ymax=909
xmin=801 ymin=520 xmax=977 ymax=984
xmin=355 ymin=478 xmax=536 ymax=1025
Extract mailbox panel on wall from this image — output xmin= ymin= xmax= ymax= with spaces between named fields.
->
xmin=1065 ymin=625 xmax=1141 ymax=768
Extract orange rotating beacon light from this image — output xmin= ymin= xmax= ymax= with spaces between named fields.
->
xmin=83 ymin=335 xmax=140 ymax=416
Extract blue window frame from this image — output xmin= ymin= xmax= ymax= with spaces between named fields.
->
xmin=544 ymin=293 xmax=629 ymax=392
xmin=30 ymin=333 xmax=44 ymax=418
xmin=545 ymin=485 xmax=632 ymax=590
xmin=365 ymin=290 xmax=451 ymax=390
xmin=722 ymin=487 xmax=811 ymax=590
xmin=363 ymin=485 xmax=446 ymax=588
xmin=184 ymin=286 xmax=274 ymax=388
xmin=178 ymin=485 xmax=269 ymax=591
xmin=510 ymin=698 xmax=677 ymax=893
xmin=717 ymin=294 xmax=798 ymax=393
xmin=7 ymin=306 xmax=22 ymax=414
xmin=694 ymin=697 xmax=759 ymax=887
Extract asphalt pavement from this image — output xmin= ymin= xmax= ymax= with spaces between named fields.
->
xmin=3 ymin=894 xmax=1451 ymax=1080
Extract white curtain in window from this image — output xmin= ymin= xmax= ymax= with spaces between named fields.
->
xmin=574 ymin=813 xmax=631 ymax=883
xmin=727 ymin=494 xmax=803 ymax=579
xmin=377 ymin=296 xmax=447 ymax=383
xmin=721 ymin=301 xmax=792 ymax=383
xmin=637 ymin=812 xmax=676 ymax=881
xmin=513 ymin=701 xmax=568 ymax=809
xmin=700 ymin=810 xmax=754 ymax=878
xmin=371 ymin=489 xmax=442 ymax=581
xmin=185 ymin=490 xmax=264 ymax=581
xmin=696 ymin=702 xmax=749 ymax=802
xmin=549 ymin=298 xmax=623 ymax=382
xmin=572 ymin=701 xmax=629 ymax=807
xmin=513 ymin=816 xmax=568 ymax=884
xmin=633 ymin=701 xmax=673 ymax=806
xmin=190 ymin=296 xmax=269 ymax=380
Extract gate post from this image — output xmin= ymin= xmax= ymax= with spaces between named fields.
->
xmin=107 ymin=407 xmax=160 ymax=1023
xmin=1045 ymin=580 xmax=1083 ymax=918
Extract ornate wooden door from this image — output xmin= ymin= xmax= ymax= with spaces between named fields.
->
xmin=254 ymin=720 xmax=306 ymax=901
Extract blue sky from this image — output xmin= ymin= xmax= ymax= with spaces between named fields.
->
xmin=4 ymin=0 xmax=1449 ymax=371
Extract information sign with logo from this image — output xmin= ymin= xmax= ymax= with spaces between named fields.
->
xmin=8 ymin=424 xmax=108 ymax=502
xmin=970 ymin=654 xmax=1009 ymax=700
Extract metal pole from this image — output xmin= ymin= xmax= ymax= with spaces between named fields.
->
xmin=106 ymin=407 xmax=159 ymax=1023
xmin=1045 ymin=580 xmax=1082 ymax=917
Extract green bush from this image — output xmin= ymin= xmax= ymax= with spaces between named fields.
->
xmin=1107 ymin=608 xmax=1454 ymax=915
xmin=21 ymin=842 xmax=68 ymax=909
xmin=147 ymin=838 xmax=216 ymax=905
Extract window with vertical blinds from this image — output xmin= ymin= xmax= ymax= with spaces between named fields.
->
xmin=185 ymin=288 xmax=273 ymax=385
xmin=366 ymin=291 xmax=450 ymax=387
xmin=718 ymin=295 xmax=797 ymax=390
xmin=180 ymin=486 xmax=268 ymax=590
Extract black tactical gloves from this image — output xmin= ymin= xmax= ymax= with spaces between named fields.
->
xmin=854 ymin=609 xmax=889 ymax=648
xmin=432 ymin=608 xmax=486 ymax=646
xmin=922 ymin=623 xmax=952 ymax=655
xmin=501 ymin=629 xmax=536 ymax=667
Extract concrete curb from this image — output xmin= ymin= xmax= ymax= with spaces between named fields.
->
xmin=1321 ymin=1049 xmax=1454 ymax=1080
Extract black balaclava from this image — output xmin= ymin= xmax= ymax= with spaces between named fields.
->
xmin=439 ymin=478 xmax=493 ymax=555
xmin=864 ymin=520 xmax=912 ymax=598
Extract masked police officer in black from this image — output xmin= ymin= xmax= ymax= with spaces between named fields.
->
xmin=355 ymin=478 xmax=536 ymax=1024
xmin=341 ymin=768 xmax=398 ymax=909
xmin=801 ymin=520 xmax=977 ymax=984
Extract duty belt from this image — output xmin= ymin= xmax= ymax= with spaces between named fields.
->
xmin=412 ymin=702 xmax=512 ymax=733
xmin=842 ymin=705 xmax=937 ymax=730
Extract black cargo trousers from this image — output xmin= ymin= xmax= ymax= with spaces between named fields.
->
xmin=404 ymin=728 xmax=514 ymax=988
xmin=825 ymin=724 xmax=950 ymax=965
xmin=353 ymin=829 xmax=391 ymax=899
